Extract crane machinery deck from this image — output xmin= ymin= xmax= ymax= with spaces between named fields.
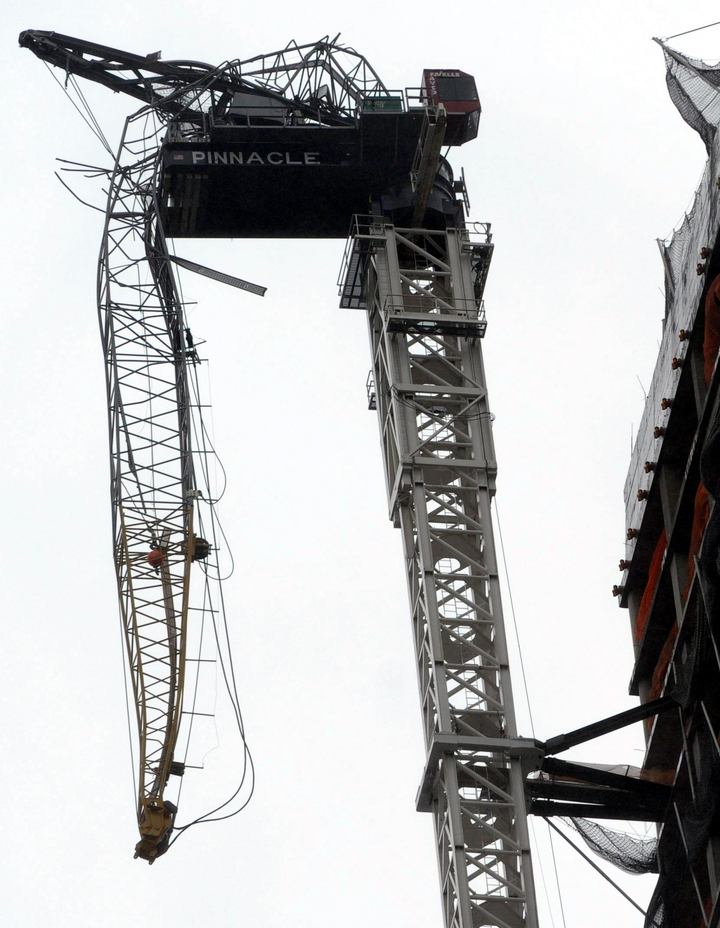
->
xmin=21 ymin=27 xmax=682 ymax=928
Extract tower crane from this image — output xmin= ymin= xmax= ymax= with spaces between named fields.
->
xmin=25 ymin=27 xmax=677 ymax=927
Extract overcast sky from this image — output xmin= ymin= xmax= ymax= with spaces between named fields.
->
xmin=3 ymin=2 xmax=720 ymax=927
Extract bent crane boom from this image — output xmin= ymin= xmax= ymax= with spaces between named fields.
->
xmin=101 ymin=113 xmax=200 ymax=860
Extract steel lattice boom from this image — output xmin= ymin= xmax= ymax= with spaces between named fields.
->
xmin=21 ymin=31 xmax=265 ymax=862
xmin=99 ymin=111 xmax=198 ymax=859
xmin=18 ymin=30 xmax=387 ymax=126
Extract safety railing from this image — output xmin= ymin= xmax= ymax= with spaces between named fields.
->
xmin=366 ymin=371 xmax=377 ymax=409
xmin=383 ymin=294 xmax=485 ymax=320
xmin=405 ymin=87 xmax=431 ymax=109
xmin=359 ymin=90 xmax=405 ymax=113
xmin=337 ymin=215 xmax=387 ymax=308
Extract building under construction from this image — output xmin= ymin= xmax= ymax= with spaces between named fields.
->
xmin=618 ymin=42 xmax=720 ymax=928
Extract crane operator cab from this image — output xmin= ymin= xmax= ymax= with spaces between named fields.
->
xmin=422 ymin=70 xmax=481 ymax=145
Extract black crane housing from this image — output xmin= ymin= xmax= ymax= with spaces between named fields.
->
xmin=19 ymin=30 xmax=481 ymax=238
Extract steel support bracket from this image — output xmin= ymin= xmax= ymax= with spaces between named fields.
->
xmin=542 ymin=694 xmax=676 ymax=756
xmin=416 ymin=733 xmax=544 ymax=812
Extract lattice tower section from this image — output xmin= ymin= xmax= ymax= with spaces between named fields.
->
xmin=354 ymin=219 xmax=539 ymax=928
xmin=99 ymin=110 xmax=200 ymax=849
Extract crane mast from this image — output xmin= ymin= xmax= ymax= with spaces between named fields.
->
xmin=340 ymin=220 xmax=539 ymax=928
xmin=21 ymin=28 xmax=541 ymax=925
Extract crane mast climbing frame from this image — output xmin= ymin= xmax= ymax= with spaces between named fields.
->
xmin=341 ymin=220 xmax=540 ymax=928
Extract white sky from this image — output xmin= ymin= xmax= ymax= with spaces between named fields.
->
xmin=3 ymin=2 xmax=720 ymax=926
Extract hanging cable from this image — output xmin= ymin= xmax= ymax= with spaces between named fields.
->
xmin=544 ymin=818 xmax=647 ymax=917
xmin=529 ymin=820 xmax=557 ymax=928
xmin=175 ymin=575 xmax=213 ymax=810
xmin=69 ymin=75 xmax=113 ymax=153
xmin=491 ymin=498 xmax=573 ymax=926
xmin=163 ymin=318 xmax=254 ymax=840
xmin=493 ymin=497 xmax=536 ymax=737
xmin=547 ymin=821 xmax=569 ymax=928
xmin=42 ymin=61 xmax=115 ymax=156
xmin=119 ymin=620 xmax=138 ymax=804
xmin=665 ymin=21 xmax=720 ymax=41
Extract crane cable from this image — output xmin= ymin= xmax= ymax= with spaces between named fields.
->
xmin=544 ymin=818 xmax=647 ymax=917
xmin=664 ymin=21 xmax=720 ymax=41
xmin=42 ymin=61 xmax=114 ymax=156
xmin=493 ymin=499 xmax=566 ymax=928
xmin=150 ymin=210 xmax=253 ymax=830
xmin=166 ymin=330 xmax=254 ymax=842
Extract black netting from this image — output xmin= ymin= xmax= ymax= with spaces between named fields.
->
xmin=660 ymin=204 xmax=697 ymax=292
xmin=666 ymin=70 xmax=716 ymax=153
xmin=701 ymin=412 xmax=720 ymax=623
xmin=657 ymin=161 xmax=711 ymax=317
xmin=657 ymin=44 xmax=720 ymax=311
xmin=645 ymin=884 xmax=666 ymax=928
xmin=664 ymin=47 xmax=720 ymax=154
xmin=643 ymin=724 xmax=720 ymax=928
xmin=563 ymin=817 xmax=658 ymax=874
xmin=673 ymin=595 xmax=709 ymax=709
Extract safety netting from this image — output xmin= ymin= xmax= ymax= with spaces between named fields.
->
xmin=632 ymin=44 xmax=720 ymax=928
xmin=657 ymin=160 xmax=713 ymax=315
xmin=655 ymin=45 xmax=720 ymax=317
xmin=664 ymin=45 xmax=720 ymax=154
xmin=564 ymin=817 xmax=658 ymax=874
xmin=643 ymin=720 xmax=720 ymax=928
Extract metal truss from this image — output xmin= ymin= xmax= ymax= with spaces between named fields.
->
xmin=343 ymin=219 xmax=540 ymax=928
xmin=239 ymin=36 xmax=389 ymax=118
xmin=20 ymin=30 xmax=389 ymax=129
xmin=98 ymin=108 xmax=214 ymax=860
